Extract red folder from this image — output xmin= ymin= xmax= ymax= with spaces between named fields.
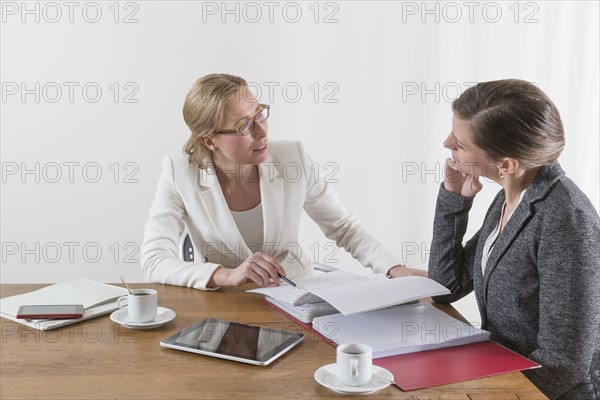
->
xmin=265 ymin=300 xmax=540 ymax=391
xmin=374 ymin=341 xmax=540 ymax=390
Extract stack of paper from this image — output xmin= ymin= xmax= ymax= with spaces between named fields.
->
xmin=312 ymin=303 xmax=491 ymax=358
xmin=0 ymin=278 xmax=128 ymax=330
xmin=263 ymin=298 xmax=339 ymax=323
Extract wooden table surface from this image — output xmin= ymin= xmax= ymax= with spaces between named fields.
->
xmin=0 ymin=283 xmax=547 ymax=400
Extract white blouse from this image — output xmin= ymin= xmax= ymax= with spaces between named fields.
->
xmin=230 ymin=203 xmax=264 ymax=252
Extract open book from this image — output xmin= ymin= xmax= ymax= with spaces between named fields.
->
xmin=0 ymin=278 xmax=128 ymax=330
xmin=248 ymin=270 xmax=450 ymax=320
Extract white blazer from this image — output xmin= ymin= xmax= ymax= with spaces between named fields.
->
xmin=141 ymin=140 xmax=401 ymax=289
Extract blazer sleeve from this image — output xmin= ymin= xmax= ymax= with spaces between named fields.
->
xmin=140 ymin=155 xmax=221 ymax=290
xmin=428 ymin=183 xmax=479 ymax=303
xmin=295 ymin=142 xmax=403 ymax=275
xmin=523 ymin=205 xmax=600 ymax=399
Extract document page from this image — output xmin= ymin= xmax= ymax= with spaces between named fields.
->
xmin=247 ymin=271 xmax=450 ymax=315
xmin=312 ymin=303 xmax=490 ymax=358
xmin=247 ymin=270 xmax=384 ymax=305
xmin=312 ymin=276 xmax=450 ymax=315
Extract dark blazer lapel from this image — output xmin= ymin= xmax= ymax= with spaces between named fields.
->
xmin=481 ymin=162 xmax=565 ymax=294
xmin=475 ymin=195 xmax=504 ymax=307
xmin=482 ymin=200 xmax=534 ymax=286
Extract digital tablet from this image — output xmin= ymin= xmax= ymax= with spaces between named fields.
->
xmin=160 ymin=318 xmax=305 ymax=366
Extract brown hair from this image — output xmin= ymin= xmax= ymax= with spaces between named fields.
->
xmin=452 ymin=79 xmax=565 ymax=169
xmin=182 ymin=73 xmax=247 ymax=167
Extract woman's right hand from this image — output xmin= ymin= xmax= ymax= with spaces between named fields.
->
xmin=443 ymin=158 xmax=483 ymax=197
xmin=209 ymin=252 xmax=287 ymax=288
xmin=387 ymin=265 xmax=428 ymax=278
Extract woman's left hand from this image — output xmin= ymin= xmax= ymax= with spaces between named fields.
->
xmin=387 ymin=265 xmax=428 ymax=278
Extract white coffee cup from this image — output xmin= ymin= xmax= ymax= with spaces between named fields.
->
xmin=116 ymin=289 xmax=158 ymax=323
xmin=336 ymin=343 xmax=373 ymax=386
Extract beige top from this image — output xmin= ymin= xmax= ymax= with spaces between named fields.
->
xmin=230 ymin=203 xmax=264 ymax=251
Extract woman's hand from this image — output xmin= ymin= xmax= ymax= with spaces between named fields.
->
xmin=443 ymin=158 xmax=483 ymax=197
xmin=387 ymin=264 xmax=428 ymax=278
xmin=209 ymin=252 xmax=287 ymax=287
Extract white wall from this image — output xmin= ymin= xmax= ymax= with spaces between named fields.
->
xmin=2 ymin=1 xmax=598 ymax=325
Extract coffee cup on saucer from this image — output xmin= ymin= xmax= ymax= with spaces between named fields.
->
xmin=116 ymin=289 xmax=158 ymax=323
xmin=336 ymin=343 xmax=373 ymax=386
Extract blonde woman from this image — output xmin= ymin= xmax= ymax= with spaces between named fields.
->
xmin=142 ymin=73 xmax=424 ymax=290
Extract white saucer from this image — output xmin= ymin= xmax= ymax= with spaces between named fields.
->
xmin=110 ymin=307 xmax=176 ymax=329
xmin=314 ymin=364 xmax=394 ymax=395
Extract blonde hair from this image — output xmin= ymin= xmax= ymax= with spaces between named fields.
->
xmin=182 ymin=73 xmax=247 ymax=168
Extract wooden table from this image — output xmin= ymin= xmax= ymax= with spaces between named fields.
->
xmin=0 ymin=283 xmax=547 ymax=399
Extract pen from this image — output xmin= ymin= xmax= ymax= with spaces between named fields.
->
xmin=278 ymin=273 xmax=299 ymax=288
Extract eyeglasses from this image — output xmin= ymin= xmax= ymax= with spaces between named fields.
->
xmin=213 ymin=104 xmax=270 ymax=136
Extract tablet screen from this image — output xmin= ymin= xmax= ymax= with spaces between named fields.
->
xmin=160 ymin=318 xmax=304 ymax=365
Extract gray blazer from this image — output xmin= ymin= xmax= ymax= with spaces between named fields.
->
xmin=429 ymin=163 xmax=599 ymax=400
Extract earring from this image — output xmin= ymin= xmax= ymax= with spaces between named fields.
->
xmin=499 ymin=172 xmax=505 ymax=180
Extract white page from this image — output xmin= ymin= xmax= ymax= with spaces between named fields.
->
xmin=312 ymin=303 xmax=490 ymax=358
xmin=264 ymin=297 xmax=339 ymax=323
xmin=247 ymin=270 xmax=384 ymax=305
xmin=311 ymin=276 xmax=450 ymax=315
